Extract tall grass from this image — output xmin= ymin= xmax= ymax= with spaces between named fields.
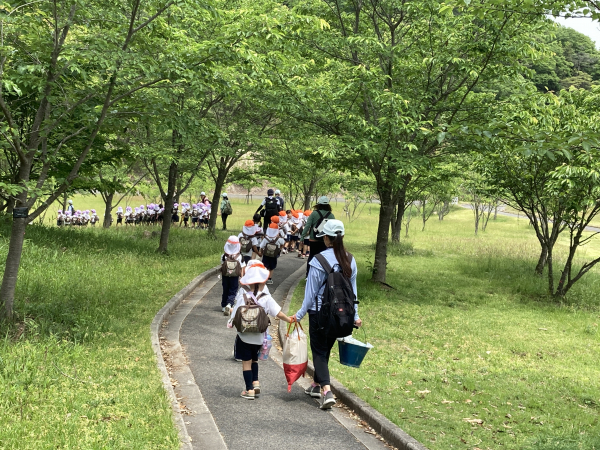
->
xmin=0 ymin=219 xmax=229 ymax=449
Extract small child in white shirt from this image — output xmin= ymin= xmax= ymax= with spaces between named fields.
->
xmin=228 ymin=263 xmax=292 ymax=399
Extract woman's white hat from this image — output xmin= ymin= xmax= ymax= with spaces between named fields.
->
xmin=224 ymin=236 xmax=241 ymax=255
xmin=201 ymin=191 xmax=206 ymax=196
xmin=316 ymin=219 xmax=345 ymax=237
xmin=68 ymin=199 xmax=73 ymax=204
xmin=222 ymin=193 xmax=227 ymax=197
xmin=240 ymin=264 xmax=270 ymax=285
xmin=275 ymin=189 xmax=281 ymax=195
xmin=317 ymin=196 xmax=329 ymax=205
xmin=242 ymin=224 xmax=256 ymax=235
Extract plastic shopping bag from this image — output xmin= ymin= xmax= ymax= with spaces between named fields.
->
xmin=282 ymin=322 xmax=308 ymax=392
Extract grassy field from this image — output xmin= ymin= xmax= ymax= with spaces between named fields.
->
xmin=0 ymin=216 xmax=232 ymax=449
xmin=2 ymin=195 xmax=599 ymax=449
xmin=290 ymin=205 xmax=600 ymax=450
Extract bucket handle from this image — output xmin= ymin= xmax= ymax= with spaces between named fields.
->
xmin=353 ymin=326 xmax=367 ymax=344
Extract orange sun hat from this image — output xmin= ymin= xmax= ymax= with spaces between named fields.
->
xmin=244 ymin=219 xmax=255 ymax=227
xmin=278 ymin=210 xmax=286 ymax=216
xmin=269 ymin=223 xmax=278 ymax=229
xmin=292 ymin=211 xmax=299 ymax=218
xmin=304 ymin=209 xmax=312 ymax=217
xmin=270 ymin=216 xmax=280 ymax=224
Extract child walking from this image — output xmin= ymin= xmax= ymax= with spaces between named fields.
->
xmin=220 ymin=236 xmax=244 ymax=316
xmin=239 ymin=220 xmax=260 ymax=268
xmin=260 ymin=223 xmax=285 ymax=285
xmin=228 ymin=263 xmax=293 ymax=399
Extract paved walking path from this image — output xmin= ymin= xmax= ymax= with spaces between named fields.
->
xmin=179 ymin=253 xmax=372 ymax=450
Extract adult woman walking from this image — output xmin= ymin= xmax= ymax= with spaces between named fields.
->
xmin=290 ymin=220 xmax=362 ymax=410
xmin=220 ymin=193 xmax=232 ymax=230
xmin=300 ymin=196 xmax=334 ymax=276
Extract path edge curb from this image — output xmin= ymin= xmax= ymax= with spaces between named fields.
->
xmin=278 ymin=275 xmax=429 ymax=450
xmin=151 ymin=265 xmax=220 ymax=450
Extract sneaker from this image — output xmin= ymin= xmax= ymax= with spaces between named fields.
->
xmin=241 ymin=390 xmax=255 ymax=400
xmin=320 ymin=391 xmax=336 ymax=409
xmin=304 ymin=385 xmax=321 ymax=398
xmin=223 ymin=305 xmax=231 ymax=316
xmin=253 ymin=382 xmax=261 ymax=396
xmin=221 ymin=306 xmax=227 ymax=313
xmin=267 ymin=279 xmax=273 ymax=285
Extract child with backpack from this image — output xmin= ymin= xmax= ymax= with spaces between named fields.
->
xmin=289 ymin=220 xmax=362 ymax=410
xmin=228 ymin=263 xmax=293 ymax=399
xmin=260 ymin=223 xmax=285 ymax=285
xmin=220 ymin=236 xmax=244 ymax=316
xmin=239 ymin=220 xmax=260 ymax=267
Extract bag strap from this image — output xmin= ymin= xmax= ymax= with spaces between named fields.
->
xmin=315 ymin=253 xmax=333 ymax=274
xmin=286 ymin=321 xmax=305 ymax=339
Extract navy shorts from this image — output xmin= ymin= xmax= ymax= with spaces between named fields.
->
xmin=242 ymin=255 xmax=252 ymax=265
xmin=304 ymin=238 xmax=310 ymax=246
xmin=262 ymin=255 xmax=278 ymax=271
xmin=290 ymin=235 xmax=299 ymax=242
xmin=234 ymin=335 xmax=261 ymax=362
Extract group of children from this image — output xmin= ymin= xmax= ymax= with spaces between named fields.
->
xmin=56 ymin=209 xmax=100 ymax=226
xmin=170 ymin=200 xmax=212 ymax=229
xmin=115 ymin=204 xmax=166 ymax=226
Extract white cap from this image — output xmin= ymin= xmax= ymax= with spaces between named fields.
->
xmin=224 ymin=236 xmax=240 ymax=255
xmin=201 ymin=192 xmax=206 ymax=196
xmin=222 ymin=193 xmax=227 ymax=197
xmin=317 ymin=196 xmax=329 ymax=205
xmin=240 ymin=264 xmax=270 ymax=285
xmin=68 ymin=200 xmax=73 ymax=204
xmin=275 ymin=189 xmax=281 ymax=195
xmin=316 ymin=219 xmax=345 ymax=237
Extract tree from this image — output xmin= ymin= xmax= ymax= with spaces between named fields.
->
xmin=0 ymin=0 xmax=183 ymax=317
xmin=481 ymin=87 xmax=600 ymax=297
xmin=276 ymin=0 xmax=550 ymax=283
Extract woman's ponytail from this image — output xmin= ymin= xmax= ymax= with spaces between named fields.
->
xmin=331 ymin=232 xmax=352 ymax=278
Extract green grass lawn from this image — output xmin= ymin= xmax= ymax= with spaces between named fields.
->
xmin=3 ymin=196 xmax=599 ymax=449
xmin=290 ymin=206 xmax=600 ymax=450
xmin=0 ymin=218 xmax=233 ymax=449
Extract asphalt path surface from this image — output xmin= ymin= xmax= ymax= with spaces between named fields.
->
xmin=180 ymin=252 xmax=368 ymax=450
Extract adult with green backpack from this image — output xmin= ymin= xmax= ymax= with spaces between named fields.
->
xmin=301 ymin=196 xmax=335 ymax=277
xmin=220 ymin=193 xmax=233 ymax=230
xmin=290 ymin=219 xmax=362 ymax=410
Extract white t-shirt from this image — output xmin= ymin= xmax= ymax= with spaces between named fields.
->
xmin=238 ymin=233 xmax=258 ymax=257
xmin=231 ymin=289 xmax=281 ymax=344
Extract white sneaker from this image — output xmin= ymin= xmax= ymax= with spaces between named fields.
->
xmin=267 ymin=279 xmax=273 ymax=285
xmin=224 ymin=305 xmax=231 ymax=316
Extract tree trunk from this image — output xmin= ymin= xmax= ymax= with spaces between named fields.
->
xmin=157 ymin=161 xmax=178 ymax=253
xmin=62 ymin=192 xmax=68 ymax=212
xmin=372 ymin=191 xmax=395 ymax=283
xmin=208 ymin=170 xmax=226 ymax=232
xmin=103 ymin=192 xmax=114 ymax=228
xmin=6 ymin=197 xmax=15 ymax=215
xmin=0 ymin=216 xmax=27 ymax=318
xmin=547 ymin=247 xmax=554 ymax=295
xmin=303 ymin=178 xmax=317 ymax=210
xmin=535 ymin=245 xmax=547 ymax=275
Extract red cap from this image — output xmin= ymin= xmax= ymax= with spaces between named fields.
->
xmin=244 ymin=219 xmax=254 ymax=227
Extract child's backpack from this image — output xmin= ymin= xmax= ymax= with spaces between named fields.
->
xmin=314 ymin=254 xmax=358 ymax=338
xmin=221 ymin=254 xmax=242 ymax=277
xmin=223 ymin=200 xmax=233 ymax=215
xmin=232 ymin=293 xmax=270 ymax=333
xmin=239 ymin=234 xmax=253 ymax=253
xmin=263 ymin=237 xmax=280 ymax=258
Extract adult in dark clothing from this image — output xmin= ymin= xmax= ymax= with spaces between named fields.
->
xmin=301 ymin=196 xmax=334 ymax=277
xmin=274 ymin=189 xmax=285 ymax=211
xmin=255 ymin=188 xmax=279 ymax=233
